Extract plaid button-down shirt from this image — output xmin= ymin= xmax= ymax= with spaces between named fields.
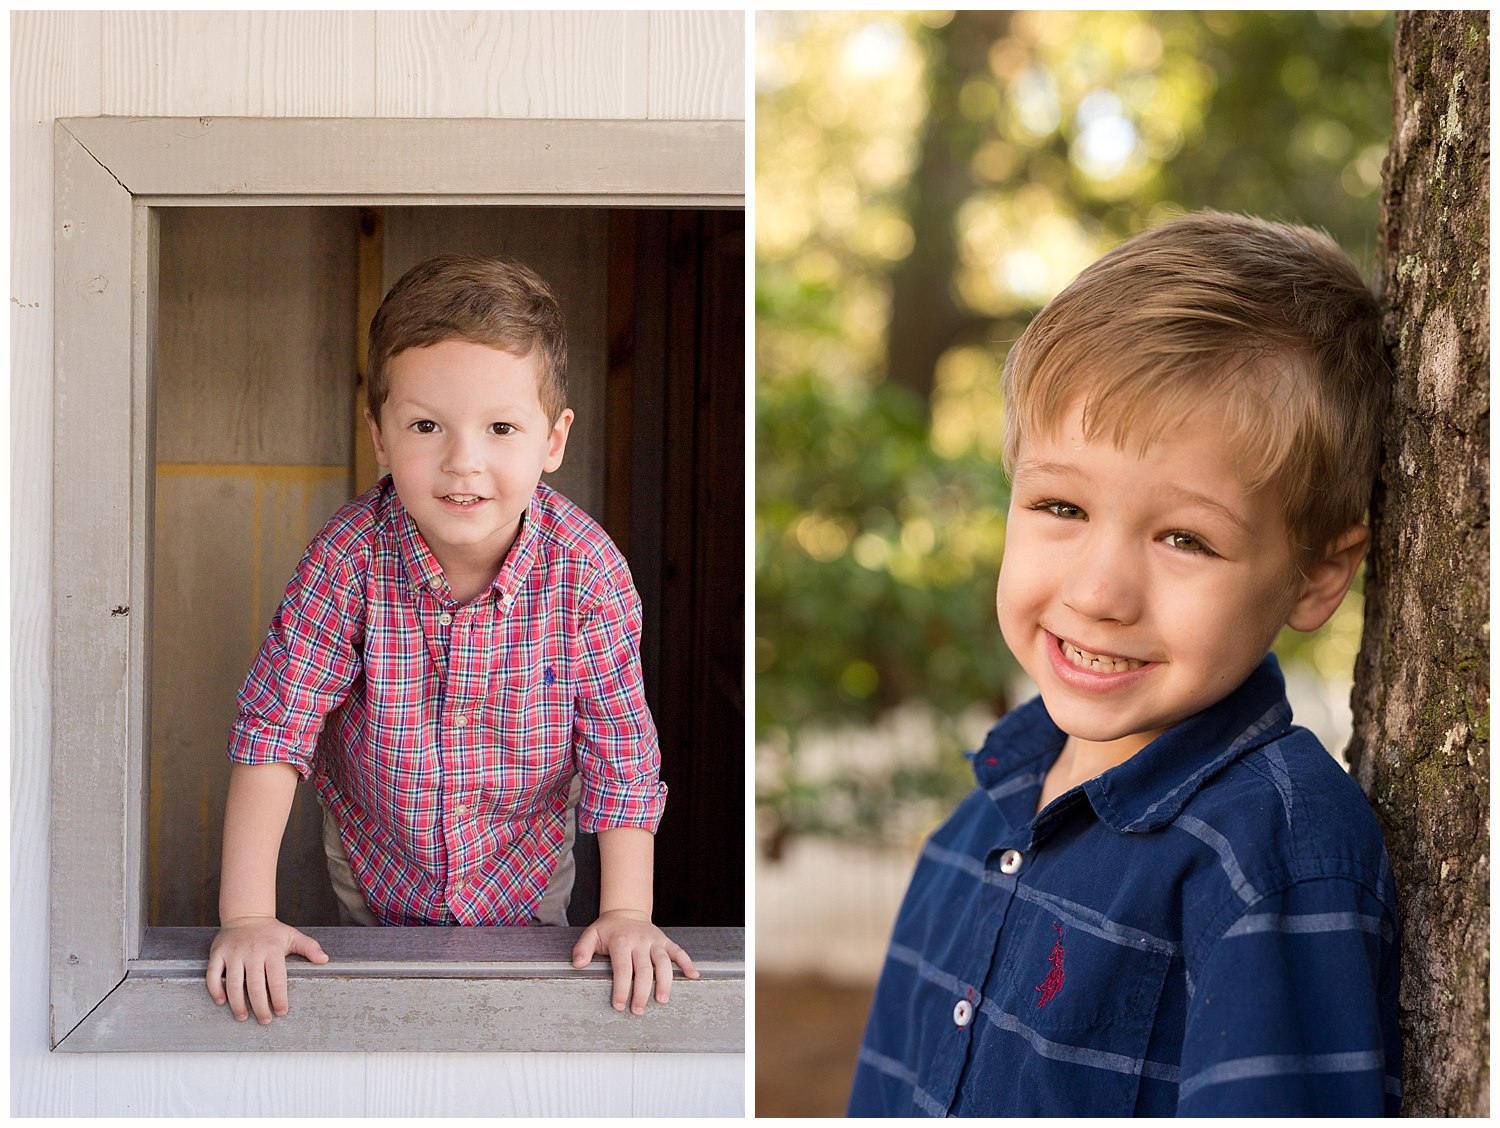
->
xmin=850 ymin=655 xmax=1402 ymax=1115
xmin=228 ymin=478 xmax=666 ymax=925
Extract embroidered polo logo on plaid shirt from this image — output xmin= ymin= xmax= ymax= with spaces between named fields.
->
xmin=542 ymin=665 xmax=556 ymax=686
xmin=1034 ymin=921 xmax=1066 ymax=1008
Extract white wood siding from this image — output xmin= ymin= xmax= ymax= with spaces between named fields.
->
xmin=12 ymin=10 xmax=745 ymax=1117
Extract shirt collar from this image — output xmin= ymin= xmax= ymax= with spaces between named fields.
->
xmin=974 ymin=653 xmax=1294 ymax=835
xmin=388 ymin=478 xmax=546 ymax=604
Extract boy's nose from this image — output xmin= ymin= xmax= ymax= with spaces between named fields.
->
xmin=1062 ymin=538 xmax=1143 ymax=624
xmin=441 ymin=434 xmax=483 ymax=475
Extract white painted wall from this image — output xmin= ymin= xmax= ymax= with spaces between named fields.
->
xmin=11 ymin=10 xmax=745 ymax=1116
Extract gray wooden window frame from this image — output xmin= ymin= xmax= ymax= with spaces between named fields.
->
xmin=50 ymin=116 xmax=745 ymax=1053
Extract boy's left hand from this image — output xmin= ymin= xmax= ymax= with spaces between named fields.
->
xmin=571 ymin=909 xmax=700 ymax=1014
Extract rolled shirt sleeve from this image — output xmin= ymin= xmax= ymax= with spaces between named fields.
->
xmin=227 ymin=540 xmax=364 ymax=780
xmin=571 ymin=572 xmax=667 ymax=834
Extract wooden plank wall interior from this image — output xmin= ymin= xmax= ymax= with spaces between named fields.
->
xmin=148 ymin=204 xmax=745 ymax=929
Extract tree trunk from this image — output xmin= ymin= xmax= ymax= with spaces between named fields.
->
xmin=1347 ymin=11 xmax=1489 ymax=1117
xmin=884 ymin=10 xmax=1010 ymax=405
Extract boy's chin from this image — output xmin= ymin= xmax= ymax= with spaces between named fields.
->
xmin=1038 ymin=697 xmax=1169 ymax=751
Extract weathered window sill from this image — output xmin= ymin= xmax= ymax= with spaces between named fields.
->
xmin=56 ymin=926 xmax=744 ymax=1053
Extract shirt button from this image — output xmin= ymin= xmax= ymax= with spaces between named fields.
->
xmin=455 ymin=803 xmax=469 ymax=817
xmin=438 ymin=612 xmax=453 ymax=626
xmin=953 ymin=998 xmax=974 ymax=1027
xmin=452 ymin=715 xmax=468 ymax=729
xmin=1000 ymin=848 xmax=1024 ymax=875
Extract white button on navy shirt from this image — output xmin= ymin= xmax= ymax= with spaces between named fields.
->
xmin=953 ymin=998 xmax=974 ymax=1028
xmin=999 ymin=848 xmax=1024 ymax=874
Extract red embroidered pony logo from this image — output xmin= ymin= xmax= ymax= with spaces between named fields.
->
xmin=1034 ymin=922 xmax=1065 ymax=1008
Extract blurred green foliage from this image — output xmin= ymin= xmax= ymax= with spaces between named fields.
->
xmin=756 ymin=10 xmax=1394 ymax=849
xmin=756 ymin=376 xmax=1010 ymax=724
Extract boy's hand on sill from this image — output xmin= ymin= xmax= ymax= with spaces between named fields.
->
xmin=571 ymin=909 xmax=701 ymax=1015
xmin=206 ymin=915 xmax=330 ymax=1025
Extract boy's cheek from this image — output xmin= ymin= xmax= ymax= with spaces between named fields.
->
xmin=993 ymin=578 xmax=1030 ymax=660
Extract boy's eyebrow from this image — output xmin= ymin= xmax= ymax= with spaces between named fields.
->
xmin=1014 ymin=460 xmax=1255 ymax=533
xmin=1011 ymin=458 xmax=1090 ymax=481
xmin=1154 ymin=484 xmax=1256 ymax=533
xmin=388 ymin=397 xmax=528 ymax=416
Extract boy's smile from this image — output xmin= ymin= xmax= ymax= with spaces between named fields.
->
xmin=997 ymin=397 xmax=1355 ymax=770
xmin=368 ymin=339 xmax=572 ymax=597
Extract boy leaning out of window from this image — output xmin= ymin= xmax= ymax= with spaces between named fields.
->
xmin=205 ymin=254 xmax=697 ymax=1025
xmin=849 ymin=212 xmax=1402 ymax=1116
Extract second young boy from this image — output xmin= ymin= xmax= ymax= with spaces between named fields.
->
xmin=850 ymin=212 xmax=1402 ymax=1116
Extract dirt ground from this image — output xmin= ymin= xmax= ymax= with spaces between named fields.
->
xmin=755 ymin=974 xmax=876 ymax=1117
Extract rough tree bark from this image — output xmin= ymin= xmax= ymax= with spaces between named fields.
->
xmin=1347 ymin=11 xmax=1489 ymax=1117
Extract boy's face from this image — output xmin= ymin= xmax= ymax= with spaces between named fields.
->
xmin=368 ymin=339 xmax=572 ymax=584
xmin=997 ymin=397 xmax=1342 ymax=763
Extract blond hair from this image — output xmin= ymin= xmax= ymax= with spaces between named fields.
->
xmin=367 ymin=253 xmax=568 ymax=422
xmin=1001 ymin=211 xmax=1388 ymax=562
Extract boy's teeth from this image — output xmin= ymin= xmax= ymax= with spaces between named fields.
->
xmin=1062 ymin=640 xmax=1144 ymax=674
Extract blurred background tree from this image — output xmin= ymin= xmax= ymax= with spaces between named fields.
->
xmin=755 ymin=10 xmax=1394 ymax=855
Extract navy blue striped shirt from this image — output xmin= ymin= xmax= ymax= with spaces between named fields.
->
xmin=849 ymin=655 xmax=1401 ymax=1116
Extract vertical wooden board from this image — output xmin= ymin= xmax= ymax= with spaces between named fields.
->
xmin=151 ymin=473 xmax=257 ymax=926
xmin=373 ymin=10 xmax=634 ymax=118
xmin=94 ymin=1052 xmax=368 ymax=1116
xmin=603 ymin=212 xmax=639 ymax=547
xmin=51 ymin=117 xmax=138 ymax=1043
xmin=364 ymin=1052 xmax=634 ymax=1117
xmin=631 ymin=1053 xmax=747 ymax=1116
xmin=156 ymin=207 xmax=358 ymax=467
xmin=98 ymin=10 xmax=371 ymax=116
xmin=622 ymin=212 xmax=671 ymax=715
xmin=648 ymin=11 xmax=746 ymax=120
xmin=151 ymin=470 xmax=352 ymax=925
xmin=381 ymin=207 xmax=608 ymax=523
xmin=354 ymin=208 xmax=385 ymax=493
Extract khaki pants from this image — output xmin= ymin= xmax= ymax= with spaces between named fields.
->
xmin=320 ymin=775 xmax=579 ymax=927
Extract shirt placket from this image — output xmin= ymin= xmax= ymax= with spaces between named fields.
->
xmin=436 ymin=597 xmax=494 ymax=919
xmin=928 ymin=825 xmax=1037 ymax=1113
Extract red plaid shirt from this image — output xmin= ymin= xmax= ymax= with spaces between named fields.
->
xmin=228 ymin=478 xmax=666 ymax=925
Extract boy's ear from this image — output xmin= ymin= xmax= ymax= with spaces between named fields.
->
xmin=364 ymin=408 xmax=391 ymax=469
xmin=544 ymin=408 xmax=574 ymax=474
xmin=1285 ymin=524 xmax=1368 ymax=632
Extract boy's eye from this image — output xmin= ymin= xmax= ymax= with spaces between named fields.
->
xmin=488 ymin=422 xmax=515 ymax=436
xmin=411 ymin=420 xmax=438 ymax=434
xmin=1032 ymin=500 xmax=1085 ymax=520
xmin=1164 ymin=531 xmax=1215 ymax=556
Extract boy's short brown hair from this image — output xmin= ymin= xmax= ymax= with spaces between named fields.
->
xmin=367 ymin=253 xmax=568 ymax=422
xmin=1001 ymin=211 xmax=1389 ymax=564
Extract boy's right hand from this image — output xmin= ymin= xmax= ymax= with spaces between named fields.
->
xmin=206 ymin=916 xmax=329 ymax=1025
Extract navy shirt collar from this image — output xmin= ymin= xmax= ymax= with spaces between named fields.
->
xmin=974 ymin=653 xmax=1295 ymax=834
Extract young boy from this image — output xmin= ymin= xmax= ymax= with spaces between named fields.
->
xmin=205 ymin=253 xmax=697 ymax=1025
xmin=848 ymin=212 xmax=1402 ymax=1115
